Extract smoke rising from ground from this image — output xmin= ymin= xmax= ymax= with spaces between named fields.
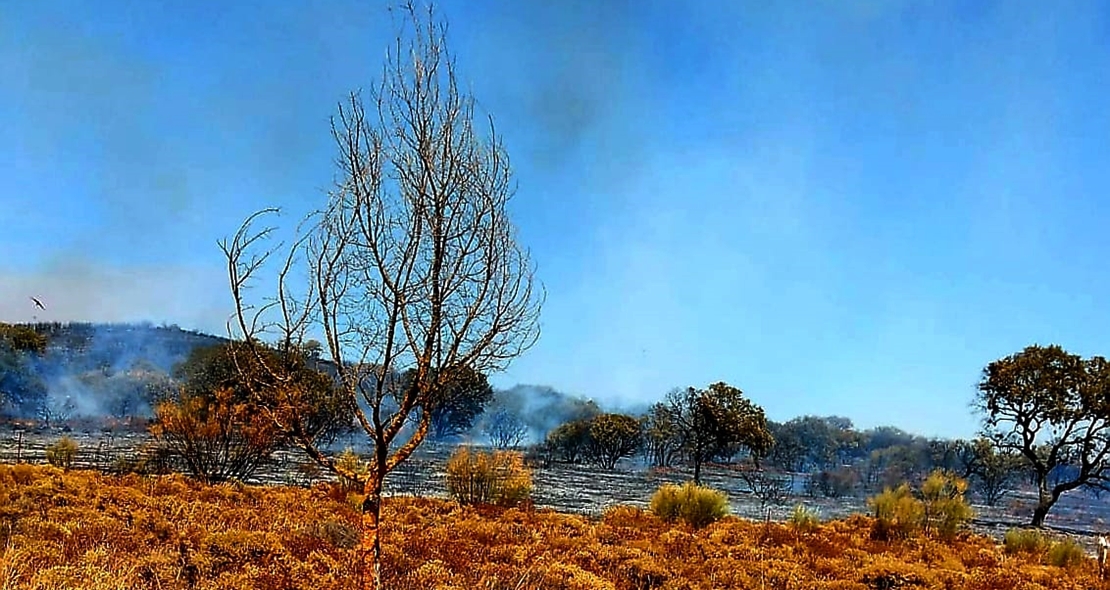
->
xmin=481 ymin=384 xmax=601 ymax=444
xmin=0 ymin=322 xmax=224 ymax=423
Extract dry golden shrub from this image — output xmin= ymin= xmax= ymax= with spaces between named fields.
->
xmin=44 ymin=437 xmax=78 ymax=470
xmin=0 ymin=464 xmax=1105 ymax=590
xmin=445 ymin=447 xmax=533 ymax=507
xmin=649 ymin=481 xmax=729 ymax=529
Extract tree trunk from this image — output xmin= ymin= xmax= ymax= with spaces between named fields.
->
xmin=1031 ymin=485 xmax=1057 ymax=528
xmin=693 ymin=457 xmax=702 ymax=485
xmin=361 ymin=483 xmax=384 ymax=590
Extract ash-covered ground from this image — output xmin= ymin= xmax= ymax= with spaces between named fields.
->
xmin=5 ymin=426 xmax=1110 ymax=554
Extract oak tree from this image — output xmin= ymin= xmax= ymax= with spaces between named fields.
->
xmin=151 ymin=387 xmax=282 ymax=484
xmin=545 ymin=419 xmax=592 ymax=464
xmin=642 ymin=402 xmax=682 ymax=468
xmin=585 ymin=413 xmax=643 ymax=470
xmin=0 ymin=323 xmax=47 ymax=417
xmin=966 ymin=437 xmax=1022 ymax=506
xmin=976 ymin=344 xmax=1110 ymax=526
xmin=665 ymin=382 xmax=773 ymax=484
xmin=414 ymin=365 xmax=494 ymax=441
xmin=152 ymin=341 xmax=349 ymax=483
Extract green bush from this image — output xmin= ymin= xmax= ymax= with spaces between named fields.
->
xmin=445 ymin=447 xmax=533 ymax=508
xmin=1003 ymin=528 xmax=1050 ymax=555
xmin=868 ymin=483 xmax=923 ymax=540
xmin=919 ymin=470 xmax=974 ymax=539
xmin=45 ymin=437 xmax=78 ymax=470
xmin=650 ymin=481 xmax=730 ymax=529
xmin=788 ymin=503 xmax=821 ymax=533
xmin=867 ymin=470 xmax=974 ymax=541
xmin=1046 ymin=539 xmax=1086 ymax=568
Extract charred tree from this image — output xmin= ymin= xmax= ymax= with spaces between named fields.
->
xmin=219 ymin=2 xmax=542 ymax=586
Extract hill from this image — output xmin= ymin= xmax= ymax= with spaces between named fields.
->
xmin=25 ymin=321 xmax=227 ymax=371
xmin=0 ymin=322 xmax=227 ymax=420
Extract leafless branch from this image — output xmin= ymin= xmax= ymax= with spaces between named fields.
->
xmin=219 ymin=3 xmax=542 ymax=584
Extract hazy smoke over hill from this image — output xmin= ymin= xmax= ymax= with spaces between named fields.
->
xmin=1 ymin=322 xmax=624 ymax=444
xmin=483 ymin=384 xmax=602 ymax=443
xmin=0 ymin=322 xmax=224 ymax=422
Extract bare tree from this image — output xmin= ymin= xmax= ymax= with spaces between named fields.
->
xmin=483 ymin=408 xmax=529 ymax=450
xmin=219 ymin=3 xmax=542 ymax=587
xmin=39 ymin=394 xmax=77 ymax=429
xmin=736 ymin=465 xmax=792 ymax=513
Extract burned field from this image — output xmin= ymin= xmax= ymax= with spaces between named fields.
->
xmin=4 ymin=424 xmax=1109 ymax=554
xmin=6 ymin=462 xmax=1107 ymax=590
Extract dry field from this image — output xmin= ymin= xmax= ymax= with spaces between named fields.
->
xmin=4 ymin=463 xmax=1110 ymax=590
xmin=4 ymin=426 xmax=1110 ymax=554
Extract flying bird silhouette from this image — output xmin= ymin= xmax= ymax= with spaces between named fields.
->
xmin=30 ymin=297 xmax=45 ymax=310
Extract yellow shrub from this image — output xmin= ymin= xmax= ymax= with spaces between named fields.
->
xmin=919 ymin=470 xmax=974 ymax=539
xmin=867 ymin=484 xmax=922 ymax=540
xmin=868 ymin=471 xmax=973 ymax=542
xmin=445 ymin=447 xmax=532 ymax=508
xmin=649 ymin=482 xmax=729 ymax=529
xmin=788 ymin=503 xmax=821 ymax=534
xmin=334 ymin=448 xmax=367 ymax=494
xmin=1003 ymin=528 xmax=1049 ymax=555
xmin=45 ymin=437 xmax=78 ymax=470
xmin=1046 ymin=538 xmax=1086 ymax=569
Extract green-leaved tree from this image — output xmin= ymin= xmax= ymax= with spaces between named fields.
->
xmin=664 ymin=382 xmax=773 ymax=484
xmin=976 ymin=344 xmax=1110 ymax=527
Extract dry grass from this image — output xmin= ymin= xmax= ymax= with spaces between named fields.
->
xmin=445 ymin=448 xmax=533 ymax=508
xmin=0 ymin=464 xmax=1105 ymax=589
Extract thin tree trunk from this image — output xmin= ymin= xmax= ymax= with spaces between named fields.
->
xmin=361 ymin=483 xmax=384 ymax=590
xmin=693 ymin=456 xmax=702 ymax=485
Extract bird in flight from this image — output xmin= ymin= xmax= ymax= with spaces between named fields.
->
xmin=30 ymin=297 xmax=46 ymax=310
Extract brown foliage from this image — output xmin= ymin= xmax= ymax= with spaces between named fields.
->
xmin=150 ymin=388 xmax=283 ymax=484
xmin=444 ymin=447 xmax=532 ymax=507
xmin=1 ymin=465 xmax=1106 ymax=590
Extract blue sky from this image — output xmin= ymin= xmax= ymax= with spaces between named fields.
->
xmin=3 ymin=1 xmax=1109 ymax=439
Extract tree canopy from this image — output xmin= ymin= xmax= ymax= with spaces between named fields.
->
xmin=664 ymin=382 xmax=773 ymax=484
xmin=410 ymin=365 xmax=494 ymax=441
xmin=585 ymin=413 xmax=643 ymax=469
xmin=0 ymin=323 xmax=48 ymax=417
xmin=174 ymin=341 xmax=353 ymax=445
xmin=976 ymin=343 xmax=1110 ymax=526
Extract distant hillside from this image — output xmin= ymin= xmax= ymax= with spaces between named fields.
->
xmin=1 ymin=322 xmax=600 ymax=439
xmin=1 ymin=322 xmax=228 ymax=420
xmin=23 ymin=322 xmax=227 ymax=374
